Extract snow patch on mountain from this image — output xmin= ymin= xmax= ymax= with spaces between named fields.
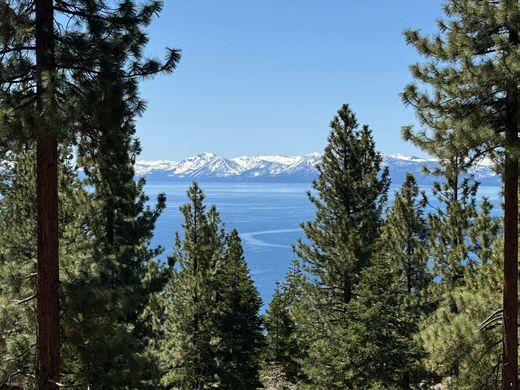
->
xmin=135 ymin=152 xmax=500 ymax=185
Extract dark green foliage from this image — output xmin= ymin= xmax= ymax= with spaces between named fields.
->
xmin=409 ymin=156 xmax=501 ymax=388
xmin=345 ymin=257 xmax=423 ymax=389
xmin=401 ymin=0 xmax=519 ymax=163
xmin=0 ymin=150 xmax=40 ymax=388
xmin=0 ymin=0 xmax=179 ymax=387
xmin=260 ymin=362 xmax=297 ymax=390
xmin=0 ymin=0 xmax=180 ymax=146
xmin=213 ymin=230 xmax=264 ymax=390
xmin=263 ymin=283 xmax=299 ymax=382
xmin=0 ymin=149 xmax=94 ymax=388
xmin=379 ymin=173 xmax=431 ymax=297
xmin=419 ymin=239 xmax=504 ymax=389
xmin=160 ymin=184 xmax=222 ymax=389
xmin=469 ymin=197 xmax=500 ymax=266
xmin=419 ymin=195 xmax=501 ymax=389
xmin=402 ymin=4 xmax=520 ymax=383
xmin=426 ymin=157 xmax=480 ymax=291
xmin=160 ymin=184 xmax=263 ymax=390
xmin=292 ymin=104 xmax=391 ymax=389
xmin=376 ymin=173 xmax=433 ymax=386
xmin=295 ymin=103 xmax=390 ymax=306
xmin=0 ymin=148 xmax=167 ymax=389
xmin=68 ymin=78 xmax=169 ymax=388
xmin=60 ymin=177 xmax=166 ymax=388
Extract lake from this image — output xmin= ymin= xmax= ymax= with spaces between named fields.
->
xmin=145 ymin=181 xmax=503 ymax=305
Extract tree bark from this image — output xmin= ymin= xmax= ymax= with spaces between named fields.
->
xmin=35 ymin=0 xmax=59 ymax=389
xmin=502 ymin=97 xmax=519 ymax=390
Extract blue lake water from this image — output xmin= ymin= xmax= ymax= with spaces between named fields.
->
xmin=145 ymin=181 xmax=503 ymax=305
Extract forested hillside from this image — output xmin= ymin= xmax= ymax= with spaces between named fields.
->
xmin=0 ymin=1 xmax=519 ymax=389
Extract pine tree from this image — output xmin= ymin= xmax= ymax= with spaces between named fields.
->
xmin=420 ymin=238 xmax=503 ymax=390
xmin=426 ymin=156 xmax=479 ymax=292
xmin=0 ymin=1 xmax=179 ymax=386
xmin=160 ymin=184 xmax=221 ymax=389
xmin=293 ymin=104 xmax=390 ymax=388
xmin=376 ymin=173 xmax=432 ymax=387
xmin=0 ymin=147 xmax=170 ymax=388
xmin=344 ymin=257 xmax=422 ymax=389
xmin=469 ymin=197 xmax=501 ymax=266
xmin=0 ymin=149 xmax=41 ymax=389
xmin=160 ymin=184 xmax=263 ymax=390
xmin=418 ymin=193 xmax=501 ymax=389
xmin=0 ymin=148 xmax=95 ymax=388
xmin=260 ymin=363 xmax=297 ymax=390
xmin=59 ymin=182 xmax=166 ymax=388
xmin=213 ymin=230 xmax=264 ymax=390
xmin=264 ymin=260 xmax=309 ymax=387
xmin=379 ymin=173 xmax=430 ymax=297
xmin=295 ymin=103 xmax=390 ymax=306
xmin=402 ymin=1 xmax=520 ymax=385
xmin=263 ymin=283 xmax=299 ymax=383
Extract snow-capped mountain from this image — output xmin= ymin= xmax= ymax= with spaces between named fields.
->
xmin=136 ymin=152 xmax=500 ymax=185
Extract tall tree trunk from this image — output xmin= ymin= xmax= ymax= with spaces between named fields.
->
xmin=502 ymin=97 xmax=519 ymax=390
xmin=35 ymin=0 xmax=59 ymax=389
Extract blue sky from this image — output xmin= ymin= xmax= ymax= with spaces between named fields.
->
xmin=136 ymin=0 xmax=444 ymax=160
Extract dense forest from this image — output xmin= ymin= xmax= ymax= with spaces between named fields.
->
xmin=0 ymin=0 xmax=519 ymax=389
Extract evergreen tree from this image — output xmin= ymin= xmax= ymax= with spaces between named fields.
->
xmin=402 ymin=1 xmax=520 ymax=384
xmin=0 ymin=147 xmax=168 ymax=389
xmin=160 ymin=184 xmax=263 ymax=390
xmin=420 ymin=239 xmax=503 ymax=390
xmin=376 ymin=173 xmax=432 ymax=387
xmin=293 ymin=104 xmax=390 ymax=388
xmin=0 ymin=1 xmax=179 ymax=386
xmin=160 ymin=184 xmax=222 ymax=389
xmin=0 ymin=149 xmax=41 ymax=389
xmin=295 ymin=103 xmax=390 ymax=306
xmin=263 ymin=283 xmax=299 ymax=383
xmin=260 ymin=363 xmax=297 ymax=390
xmin=213 ymin=230 xmax=264 ymax=390
xmin=379 ymin=173 xmax=430 ymax=298
xmin=426 ymin=156 xmax=479 ymax=292
xmin=344 ymin=257 xmax=422 ymax=389
xmin=59 ymin=182 xmax=166 ymax=388
xmin=419 ymin=195 xmax=501 ymax=389
xmin=469 ymin=197 xmax=500 ymax=266
xmin=0 ymin=149 xmax=94 ymax=388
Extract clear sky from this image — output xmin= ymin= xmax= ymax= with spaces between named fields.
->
xmin=136 ymin=0 xmax=445 ymax=160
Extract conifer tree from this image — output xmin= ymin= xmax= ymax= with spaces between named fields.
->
xmin=426 ymin=156 xmax=479 ymax=292
xmin=0 ymin=1 xmax=179 ymax=386
xmin=160 ymin=184 xmax=263 ymax=390
xmin=213 ymin=230 xmax=264 ymax=390
xmin=293 ymin=104 xmax=390 ymax=388
xmin=264 ymin=283 xmax=299 ymax=383
xmin=379 ymin=173 xmax=430 ymax=297
xmin=260 ymin=363 xmax=297 ymax=390
xmin=469 ymin=197 xmax=501 ymax=266
xmin=160 ymin=184 xmax=221 ymax=389
xmin=0 ymin=149 xmax=95 ymax=388
xmin=68 ymin=35 xmax=172 ymax=388
xmin=420 ymin=238 xmax=503 ymax=390
xmin=0 ymin=147 xmax=168 ymax=388
xmin=295 ymin=103 xmax=390 ymax=306
xmin=344 ymin=257 xmax=422 ymax=389
xmin=402 ymin=1 xmax=520 ymax=385
xmin=377 ymin=173 xmax=432 ymax=387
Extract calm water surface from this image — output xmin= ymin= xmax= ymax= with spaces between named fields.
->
xmin=145 ymin=181 xmax=503 ymax=305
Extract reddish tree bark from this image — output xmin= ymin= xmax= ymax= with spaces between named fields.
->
xmin=502 ymin=85 xmax=519 ymax=389
xmin=35 ymin=0 xmax=59 ymax=389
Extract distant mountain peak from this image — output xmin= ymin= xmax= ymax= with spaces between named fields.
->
xmin=135 ymin=152 xmax=499 ymax=185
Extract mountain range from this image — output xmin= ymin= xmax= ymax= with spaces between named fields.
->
xmin=136 ymin=152 xmax=500 ymax=185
